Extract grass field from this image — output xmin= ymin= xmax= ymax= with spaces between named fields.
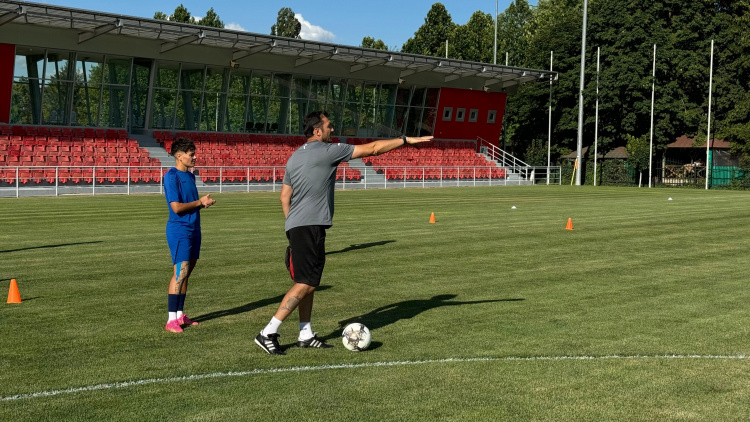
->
xmin=1 ymin=185 xmax=750 ymax=421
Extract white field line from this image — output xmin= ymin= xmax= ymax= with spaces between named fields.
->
xmin=2 ymin=354 xmax=748 ymax=402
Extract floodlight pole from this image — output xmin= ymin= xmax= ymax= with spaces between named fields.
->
xmin=575 ymin=0 xmax=588 ymax=185
xmin=547 ymin=50 xmax=553 ymax=185
xmin=494 ymin=0 xmax=497 ymax=65
xmin=705 ymin=39 xmax=714 ymax=190
xmin=648 ymin=44 xmax=656 ymax=188
xmin=594 ymin=46 xmax=600 ymax=186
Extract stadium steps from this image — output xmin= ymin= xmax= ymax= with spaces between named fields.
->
xmin=347 ymin=158 xmax=385 ymax=188
xmin=479 ymin=152 xmax=530 ymax=183
xmin=130 ymin=133 xmax=206 ymax=186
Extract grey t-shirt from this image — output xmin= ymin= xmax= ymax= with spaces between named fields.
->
xmin=283 ymin=141 xmax=355 ymax=232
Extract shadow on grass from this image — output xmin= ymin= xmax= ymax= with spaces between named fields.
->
xmin=326 ymin=240 xmax=396 ymax=255
xmin=322 ymin=294 xmax=524 ymax=341
xmin=0 ymin=241 xmax=103 ymax=254
xmin=192 ymin=285 xmax=332 ymax=323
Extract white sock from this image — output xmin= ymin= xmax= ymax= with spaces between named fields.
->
xmin=261 ymin=317 xmax=283 ymax=336
xmin=168 ymin=311 xmax=178 ymax=322
xmin=299 ymin=322 xmax=313 ymax=340
xmin=176 ymin=310 xmax=184 ymax=319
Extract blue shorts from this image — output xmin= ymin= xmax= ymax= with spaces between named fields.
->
xmin=167 ymin=234 xmax=201 ymax=264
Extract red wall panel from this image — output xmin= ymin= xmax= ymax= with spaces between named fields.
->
xmin=0 ymin=43 xmax=14 ymax=124
xmin=433 ymin=87 xmax=506 ymax=147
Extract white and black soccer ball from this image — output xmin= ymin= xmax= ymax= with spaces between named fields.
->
xmin=341 ymin=323 xmax=371 ymax=351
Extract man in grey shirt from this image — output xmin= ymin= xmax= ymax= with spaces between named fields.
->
xmin=255 ymin=110 xmax=432 ymax=355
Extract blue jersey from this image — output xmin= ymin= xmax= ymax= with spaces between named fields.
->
xmin=164 ymin=167 xmax=200 ymax=236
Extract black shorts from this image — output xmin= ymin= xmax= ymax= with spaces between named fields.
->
xmin=285 ymin=225 xmax=327 ymax=287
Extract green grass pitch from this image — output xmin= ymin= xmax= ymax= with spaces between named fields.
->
xmin=1 ymin=186 xmax=750 ymax=420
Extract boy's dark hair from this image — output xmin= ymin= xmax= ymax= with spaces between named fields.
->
xmin=171 ymin=138 xmax=196 ymax=156
xmin=303 ymin=110 xmax=329 ymax=138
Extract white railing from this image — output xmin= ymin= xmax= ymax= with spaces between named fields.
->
xmin=0 ymin=165 xmax=561 ymax=197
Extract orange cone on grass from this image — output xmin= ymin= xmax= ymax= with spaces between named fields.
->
xmin=7 ymin=279 xmax=21 ymax=303
xmin=565 ymin=218 xmax=573 ymax=230
xmin=429 ymin=212 xmax=435 ymax=224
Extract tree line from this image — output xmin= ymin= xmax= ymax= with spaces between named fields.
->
xmin=153 ymin=2 xmax=750 ymax=169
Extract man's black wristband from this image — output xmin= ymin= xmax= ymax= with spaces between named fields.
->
xmin=401 ymin=135 xmax=408 ymax=146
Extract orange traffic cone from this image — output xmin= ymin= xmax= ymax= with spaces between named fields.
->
xmin=565 ymin=218 xmax=573 ymax=230
xmin=429 ymin=212 xmax=436 ymax=224
xmin=7 ymin=279 xmax=21 ymax=303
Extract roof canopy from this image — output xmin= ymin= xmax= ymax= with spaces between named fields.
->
xmin=0 ymin=1 xmax=557 ymax=93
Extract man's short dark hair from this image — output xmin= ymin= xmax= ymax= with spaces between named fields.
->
xmin=303 ymin=111 xmax=329 ymax=138
xmin=171 ymin=138 xmax=196 ymax=156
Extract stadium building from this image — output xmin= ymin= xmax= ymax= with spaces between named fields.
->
xmin=0 ymin=1 xmax=558 ymax=194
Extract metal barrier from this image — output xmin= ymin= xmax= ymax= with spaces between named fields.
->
xmin=0 ymin=165 xmax=562 ymax=197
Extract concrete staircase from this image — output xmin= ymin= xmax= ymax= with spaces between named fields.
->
xmin=346 ymin=158 xmax=385 ymax=188
xmin=130 ymin=133 xmax=207 ymax=186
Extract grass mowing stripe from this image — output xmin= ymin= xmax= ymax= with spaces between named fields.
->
xmin=3 ymin=354 xmax=748 ymax=402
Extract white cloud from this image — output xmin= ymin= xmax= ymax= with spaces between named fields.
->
xmin=225 ymin=22 xmax=246 ymax=32
xmin=295 ymin=13 xmax=335 ymax=43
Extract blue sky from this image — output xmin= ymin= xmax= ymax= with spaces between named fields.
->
xmin=41 ymin=0 xmax=535 ymax=50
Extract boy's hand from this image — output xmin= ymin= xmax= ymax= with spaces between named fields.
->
xmin=200 ymin=194 xmax=216 ymax=208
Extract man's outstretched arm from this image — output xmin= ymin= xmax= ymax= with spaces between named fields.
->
xmin=351 ymin=136 xmax=433 ymax=159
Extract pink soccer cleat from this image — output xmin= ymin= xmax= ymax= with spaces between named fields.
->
xmin=165 ymin=319 xmax=183 ymax=333
xmin=178 ymin=315 xmax=198 ymax=327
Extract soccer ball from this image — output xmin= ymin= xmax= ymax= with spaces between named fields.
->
xmin=341 ymin=323 xmax=371 ymax=351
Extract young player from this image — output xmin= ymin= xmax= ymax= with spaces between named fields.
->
xmin=163 ymin=138 xmax=216 ymax=333
xmin=255 ymin=111 xmax=432 ymax=354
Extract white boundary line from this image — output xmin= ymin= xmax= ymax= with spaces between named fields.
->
xmin=2 ymin=354 xmax=748 ymax=402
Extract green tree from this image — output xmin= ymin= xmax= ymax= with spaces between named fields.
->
xmin=497 ymin=0 xmax=533 ymax=67
xmin=271 ymin=7 xmax=301 ymax=38
xmin=451 ymin=11 xmax=494 ymax=63
xmin=170 ymin=4 xmax=194 ymax=24
xmin=197 ymin=7 xmax=225 ymax=28
xmin=361 ymin=36 xmax=388 ymax=50
xmin=153 ymin=11 xmax=167 ymax=20
xmin=713 ymin=1 xmax=750 ymax=156
xmin=625 ymin=133 xmax=650 ymax=176
xmin=401 ymin=3 xmax=456 ymax=57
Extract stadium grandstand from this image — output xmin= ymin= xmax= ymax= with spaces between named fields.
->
xmin=0 ymin=1 xmax=559 ymax=196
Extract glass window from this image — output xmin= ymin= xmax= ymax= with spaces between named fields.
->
xmin=73 ymin=82 xmax=101 ymax=127
xmin=100 ymin=85 xmax=128 ymax=127
xmin=363 ymin=83 xmax=378 ymax=105
xmin=41 ymin=79 xmax=72 ymax=125
xmin=180 ymin=65 xmax=204 ymax=91
xmin=410 ymin=88 xmax=426 ymax=107
xmin=176 ymin=89 xmax=202 ymax=130
xmin=405 ymin=107 xmax=423 ymax=136
xmin=442 ymin=107 xmax=453 ymax=121
xmin=228 ymin=69 xmax=251 ymax=94
xmin=225 ymin=93 xmax=250 ymax=131
xmin=380 ymin=84 xmax=398 ymax=106
xmin=250 ymin=72 xmax=271 ymax=96
xmin=293 ymin=75 xmax=310 ymax=99
xmin=421 ymin=108 xmax=437 ymax=135
xmin=76 ymin=54 xmax=104 ymax=85
xmin=10 ymin=77 xmax=37 ymax=124
xmin=103 ymin=57 xmax=132 ymax=85
xmin=272 ymin=74 xmax=292 ymax=98
xmin=204 ymin=67 xmax=226 ymax=93
xmin=329 ymin=79 xmax=346 ymax=102
xmin=200 ymin=91 xmax=224 ymax=131
xmin=310 ymin=78 xmax=329 ymax=106
xmin=425 ymin=88 xmax=440 ymax=108
xmin=44 ymin=50 xmax=74 ymax=81
xmin=395 ymin=87 xmax=411 ymax=106
xmin=152 ymin=88 xmax=176 ymax=129
xmin=346 ymin=80 xmax=363 ymax=104
xmin=249 ymin=96 xmax=268 ymax=130
xmin=154 ymin=62 xmax=179 ymax=89
xmin=13 ymin=46 xmax=45 ymax=79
